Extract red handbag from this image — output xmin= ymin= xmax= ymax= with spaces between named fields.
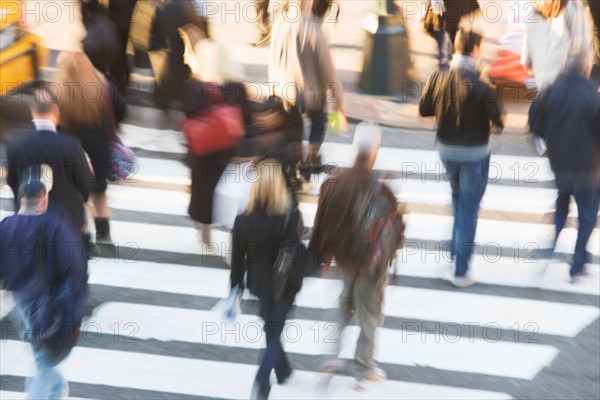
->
xmin=183 ymin=104 xmax=245 ymax=156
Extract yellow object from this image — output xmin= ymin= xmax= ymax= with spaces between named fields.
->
xmin=0 ymin=0 xmax=48 ymax=97
xmin=328 ymin=111 xmax=349 ymax=136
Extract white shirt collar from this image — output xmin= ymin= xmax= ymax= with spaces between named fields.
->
xmin=32 ymin=119 xmax=57 ymax=133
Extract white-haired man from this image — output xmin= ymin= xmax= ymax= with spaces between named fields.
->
xmin=310 ymin=123 xmax=404 ymax=386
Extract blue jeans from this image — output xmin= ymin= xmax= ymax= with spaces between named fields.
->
xmin=441 ymin=154 xmax=491 ymax=277
xmin=554 ymin=173 xmax=600 ymax=276
xmin=15 ymin=299 xmax=78 ymax=400
xmin=254 ymin=297 xmax=293 ymax=398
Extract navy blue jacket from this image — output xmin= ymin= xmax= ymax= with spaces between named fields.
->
xmin=529 ymin=74 xmax=600 ymax=175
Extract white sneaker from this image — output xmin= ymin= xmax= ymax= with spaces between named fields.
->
xmin=451 ymin=276 xmax=476 ymax=288
xmin=355 ymin=367 xmax=387 ymax=391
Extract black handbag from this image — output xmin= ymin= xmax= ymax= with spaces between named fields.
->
xmin=273 ymin=208 xmax=306 ymax=301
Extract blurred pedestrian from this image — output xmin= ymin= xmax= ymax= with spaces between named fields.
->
xmin=590 ymin=0 xmax=600 ymax=85
xmin=6 ymin=87 xmax=93 ymax=238
xmin=522 ymin=0 xmax=593 ymax=154
xmin=424 ymin=0 xmax=452 ymax=68
xmin=269 ymin=0 xmax=345 ymax=181
xmin=419 ymin=29 xmax=505 ymax=287
xmin=522 ymin=0 xmax=592 ymax=89
xmin=81 ymin=0 xmax=136 ymax=95
xmin=529 ymin=63 xmax=600 ymax=283
xmin=54 ymin=52 xmax=127 ymax=244
xmin=309 ymin=124 xmax=404 ymax=387
xmin=182 ymin=81 xmax=243 ymax=243
xmin=0 ymin=176 xmax=88 ymax=400
xmin=230 ymin=159 xmax=304 ymax=399
xmin=443 ymin=0 xmax=480 ymax=48
xmin=150 ymin=0 xmax=208 ymax=110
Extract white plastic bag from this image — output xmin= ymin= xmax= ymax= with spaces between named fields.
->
xmin=211 ymin=286 xmax=241 ymax=325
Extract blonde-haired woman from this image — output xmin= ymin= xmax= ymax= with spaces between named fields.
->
xmin=230 ymin=159 xmax=303 ymax=399
xmin=54 ymin=52 xmax=126 ymax=244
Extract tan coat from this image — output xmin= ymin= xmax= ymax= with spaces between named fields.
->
xmin=268 ymin=11 xmax=344 ymax=112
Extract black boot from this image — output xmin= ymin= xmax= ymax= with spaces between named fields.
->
xmin=82 ymin=232 xmax=99 ymax=259
xmin=95 ymin=218 xmax=112 ymax=244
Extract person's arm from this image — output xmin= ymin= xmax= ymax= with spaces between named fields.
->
xmin=484 ymin=83 xmax=505 ymax=132
xmin=230 ymin=216 xmax=246 ymax=290
xmin=419 ymin=73 xmax=438 ymax=117
xmin=5 ymin=144 xmax=19 ymax=208
xmin=314 ymin=24 xmax=345 ymax=113
xmin=71 ymin=141 xmax=93 ymax=202
xmin=528 ymin=88 xmax=547 ymax=138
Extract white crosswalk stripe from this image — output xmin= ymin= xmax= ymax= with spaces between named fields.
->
xmin=1 ymin=124 xmax=598 ymax=399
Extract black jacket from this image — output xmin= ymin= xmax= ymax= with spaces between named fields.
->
xmin=6 ymin=129 xmax=93 ymax=229
xmin=419 ymin=67 xmax=504 ymax=146
xmin=230 ymin=209 xmax=302 ymax=303
xmin=529 ymin=74 xmax=600 ymax=175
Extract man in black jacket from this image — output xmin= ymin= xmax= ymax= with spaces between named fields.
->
xmin=529 ymin=66 xmax=600 ymax=283
xmin=6 ymin=88 xmax=93 ymax=232
xmin=419 ymin=29 xmax=504 ymax=287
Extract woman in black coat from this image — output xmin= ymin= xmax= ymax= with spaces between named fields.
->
xmin=183 ymin=80 xmax=237 ymax=242
xmin=230 ymin=159 xmax=304 ymax=399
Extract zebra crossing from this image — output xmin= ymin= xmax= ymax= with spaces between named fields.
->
xmin=1 ymin=122 xmax=599 ymax=399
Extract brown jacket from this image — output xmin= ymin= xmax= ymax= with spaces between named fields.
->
xmin=310 ymin=167 xmax=400 ymax=269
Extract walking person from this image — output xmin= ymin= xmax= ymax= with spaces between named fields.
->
xmin=309 ymin=124 xmax=404 ymax=387
xmin=150 ymin=0 xmax=207 ymax=110
xmin=419 ymin=29 xmax=505 ymax=287
xmin=230 ymin=159 xmax=304 ymax=399
xmin=182 ymin=80 xmax=244 ymax=242
xmin=269 ymin=0 xmax=345 ymax=180
xmin=54 ymin=52 xmax=127 ymax=244
xmin=6 ymin=87 xmax=93 ymax=236
xmin=0 ymin=175 xmax=89 ymax=399
xmin=521 ymin=0 xmax=593 ymax=154
xmin=442 ymin=0 xmax=480 ymax=48
xmin=529 ymin=63 xmax=600 ymax=283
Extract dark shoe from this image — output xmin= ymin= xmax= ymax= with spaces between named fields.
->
xmin=95 ymin=218 xmax=112 ymax=244
xmin=251 ymin=380 xmax=270 ymax=399
xmin=82 ymin=233 xmax=100 ymax=259
xmin=276 ymin=368 xmax=293 ymax=385
xmin=570 ymin=268 xmax=593 ymax=284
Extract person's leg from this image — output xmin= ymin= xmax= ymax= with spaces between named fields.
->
xmin=553 ymin=174 xmax=572 ymax=250
xmin=570 ymin=179 xmax=600 ymax=276
xmin=320 ymin=269 xmax=355 ymax=373
xmin=307 ymin=109 xmax=326 ymax=164
xmin=91 ymin=191 xmax=112 ymax=243
xmin=454 ymin=155 xmax=490 ymax=277
xmin=441 ymin=158 xmax=460 ymax=261
xmin=254 ymin=299 xmax=288 ymax=398
xmin=353 ymin=265 xmax=388 ymax=379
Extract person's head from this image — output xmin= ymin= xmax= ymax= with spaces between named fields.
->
xmin=18 ymin=181 xmax=48 ymax=214
xmin=312 ymin=0 xmax=338 ymax=20
xmin=352 ymin=122 xmax=381 ymax=171
xmin=54 ymin=51 xmax=106 ymax=131
xmin=454 ymin=29 xmax=483 ymax=60
xmin=535 ymin=0 xmax=569 ymax=18
xmin=245 ymin=159 xmax=290 ymax=216
xmin=29 ymin=87 xmax=60 ymax=126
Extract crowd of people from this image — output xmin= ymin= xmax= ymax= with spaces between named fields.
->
xmin=0 ymin=0 xmax=599 ymax=399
